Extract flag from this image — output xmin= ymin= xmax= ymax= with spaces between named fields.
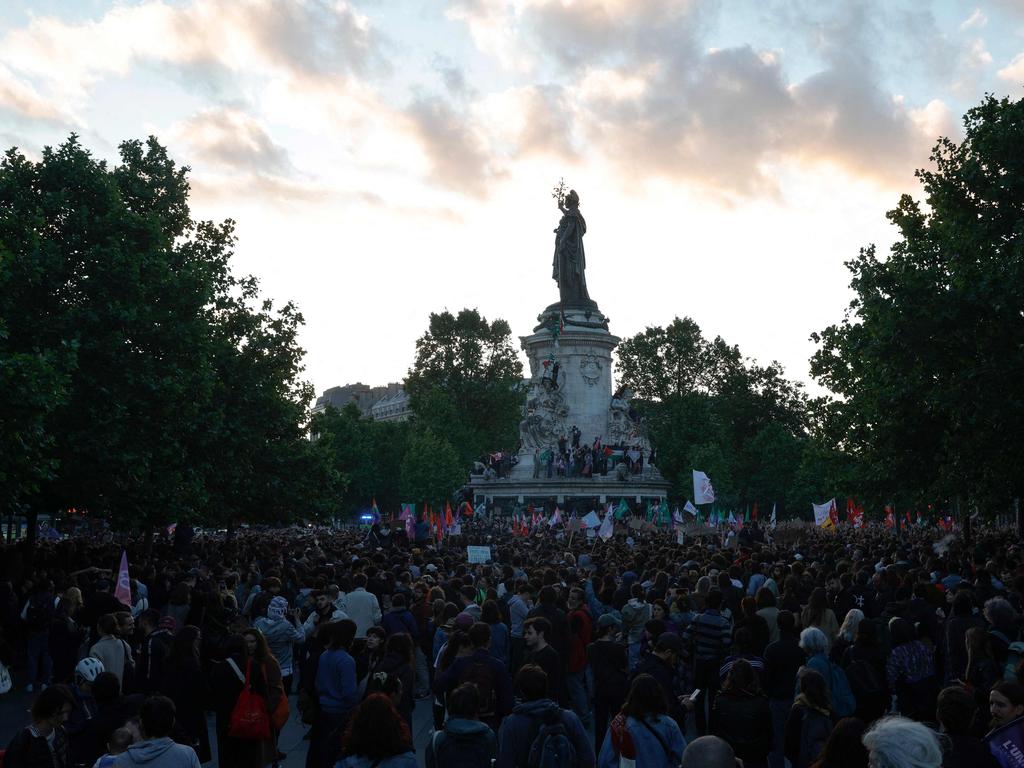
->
xmin=451 ymin=520 xmax=462 ymax=536
xmin=370 ymin=497 xmax=381 ymax=525
xmin=582 ymin=511 xmax=601 ymax=528
xmin=659 ymin=498 xmax=670 ymax=526
xmin=598 ymin=509 xmax=614 ymax=540
xmin=850 ymin=504 xmax=864 ymax=529
xmin=115 ymin=551 xmax=131 ymax=607
xmin=461 ymin=500 xmax=474 ymax=518
xmin=885 ymin=505 xmax=895 ymax=528
xmin=445 ymin=501 xmax=454 ymax=531
xmin=398 ymin=503 xmax=412 ymax=522
xmin=813 ymin=499 xmax=836 ymax=529
xmin=672 ymin=508 xmax=685 ymax=529
xmin=916 ymin=511 xmax=923 ymax=526
xmin=549 ymin=507 xmax=563 ymax=527
xmin=693 ymin=470 xmax=715 ymax=504
xmin=727 ymin=511 xmax=737 ymax=527
xmin=752 ymin=502 xmax=759 ymax=520
xmin=615 ymin=499 xmax=629 ymax=520
xmin=683 ymin=501 xmax=699 ymax=517
xmin=770 ymin=503 xmax=777 ymax=529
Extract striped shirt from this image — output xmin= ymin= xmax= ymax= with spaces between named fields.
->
xmin=684 ymin=609 xmax=732 ymax=661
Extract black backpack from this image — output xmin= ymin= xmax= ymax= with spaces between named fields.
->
xmin=458 ymin=661 xmax=498 ymax=719
xmin=428 ymin=729 xmax=494 ymax=768
xmin=845 ymin=658 xmax=884 ymax=699
xmin=25 ymin=594 xmax=54 ymax=632
xmin=527 ymin=706 xmax=578 ymax=768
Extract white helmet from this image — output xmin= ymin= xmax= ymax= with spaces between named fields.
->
xmin=75 ymin=657 xmax=105 ymax=683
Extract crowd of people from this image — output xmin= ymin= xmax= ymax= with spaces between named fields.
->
xmin=530 ymin=428 xmax=652 ymax=481
xmin=1 ymin=516 xmax=1023 ymax=768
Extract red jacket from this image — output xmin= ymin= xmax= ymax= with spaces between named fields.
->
xmin=568 ymin=606 xmax=593 ymax=673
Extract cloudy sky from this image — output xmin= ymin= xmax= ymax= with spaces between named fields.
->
xmin=2 ymin=0 xmax=1022 ymax=400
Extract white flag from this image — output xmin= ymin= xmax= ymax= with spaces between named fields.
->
xmin=683 ymin=501 xmax=699 ymax=517
xmin=549 ymin=507 xmax=562 ymax=527
xmin=693 ymin=470 xmax=715 ymax=504
xmin=581 ymin=511 xmax=601 ymax=529
xmin=770 ymin=503 xmax=777 ymax=529
xmin=812 ymin=498 xmax=836 ymax=528
xmin=598 ymin=510 xmax=614 ymax=540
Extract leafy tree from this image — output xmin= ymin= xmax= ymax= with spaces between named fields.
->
xmin=0 ymin=135 xmax=328 ymax=533
xmin=399 ymin=426 xmax=465 ymax=505
xmin=617 ymin=316 xmax=809 ymax=511
xmin=310 ymin=403 xmax=408 ymax=516
xmin=810 ymin=94 xmax=1024 ymax=515
xmin=405 ymin=309 xmax=524 ymax=466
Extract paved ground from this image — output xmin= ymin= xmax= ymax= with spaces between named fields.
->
xmin=0 ymin=674 xmax=438 ymax=768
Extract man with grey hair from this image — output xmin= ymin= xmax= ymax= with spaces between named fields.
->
xmin=862 ymin=715 xmax=942 ymax=768
xmin=681 ymin=735 xmax=740 ymax=768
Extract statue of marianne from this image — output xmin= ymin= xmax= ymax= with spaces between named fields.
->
xmin=551 ymin=189 xmax=591 ymax=306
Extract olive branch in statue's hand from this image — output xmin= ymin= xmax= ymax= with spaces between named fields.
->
xmin=551 ymin=178 xmax=568 ymax=208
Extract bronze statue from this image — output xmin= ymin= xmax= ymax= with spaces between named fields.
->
xmin=552 ymin=189 xmax=590 ymax=306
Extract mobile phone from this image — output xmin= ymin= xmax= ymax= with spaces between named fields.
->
xmin=689 ymin=689 xmax=701 ymax=700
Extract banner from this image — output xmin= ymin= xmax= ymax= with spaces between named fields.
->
xmin=466 ymin=546 xmax=492 ymax=563
xmin=693 ymin=470 xmax=715 ymax=504
xmin=683 ymin=501 xmax=698 ymax=517
xmin=987 ymin=715 xmax=1024 ymax=768
xmin=115 ymin=551 xmax=131 ymax=607
xmin=813 ymin=498 xmax=836 ymax=529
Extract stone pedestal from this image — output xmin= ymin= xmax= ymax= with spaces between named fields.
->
xmin=469 ymin=300 xmax=669 ymax=508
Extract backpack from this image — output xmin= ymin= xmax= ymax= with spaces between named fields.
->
xmin=26 ymin=594 xmax=54 ymax=632
xmin=990 ymin=629 xmax=1024 ymax=682
xmin=527 ymin=706 xmax=577 ymax=768
xmin=828 ymin=661 xmax=856 ymax=718
xmin=799 ymin=708 xmax=832 ymax=768
xmin=428 ymin=729 xmax=493 ymax=768
xmin=845 ymin=658 xmax=885 ymax=699
xmin=458 ymin=661 xmax=497 ymax=719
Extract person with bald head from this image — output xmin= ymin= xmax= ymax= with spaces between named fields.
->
xmin=682 ymin=735 xmax=742 ymax=768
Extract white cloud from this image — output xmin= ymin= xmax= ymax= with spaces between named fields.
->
xmin=0 ymin=64 xmax=69 ymax=123
xmin=998 ymin=52 xmax=1024 ymax=87
xmin=960 ymin=8 xmax=987 ymax=31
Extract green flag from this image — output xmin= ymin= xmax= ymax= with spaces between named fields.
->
xmin=615 ymin=499 xmax=629 ymax=520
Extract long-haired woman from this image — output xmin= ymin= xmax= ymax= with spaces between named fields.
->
xmin=335 ymin=693 xmax=417 ymax=768
xmin=598 ymin=673 xmax=685 ymax=768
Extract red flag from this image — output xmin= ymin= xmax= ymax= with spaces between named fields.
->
xmin=884 ymin=505 xmax=895 ymax=529
xmin=462 ymin=501 xmax=474 ymax=518
xmin=445 ymin=501 xmax=454 ymax=530
xmin=751 ymin=502 xmax=759 ymax=520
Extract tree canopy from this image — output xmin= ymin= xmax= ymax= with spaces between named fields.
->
xmin=810 ymin=93 xmax=1024 ymax=515
xmin=405 ymin=308 xmax=524 ymax=467
xmin=0 ymin=135 xmax=337 ymax=532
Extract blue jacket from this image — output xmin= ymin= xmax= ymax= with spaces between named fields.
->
xmin=425 ymin=718 xmax=497 ymax=768
xmin=317 ymin=648 xmax=358 ymax=714
xmin=496 ymin=699 xmax=596 ymax=768
xmin=254 ymin=615 xmax=304 ymax=675
xmin=489 ymin=621 xmax=511 ymax=667
xmin=381 ymin=608 xmax=418 ymax=640
xmin=114 ymin=737 xmax=200 ymax=767
xmin=597 ymin=715 xmax=686 ymax=768
xmin=335 ymin=753 xmax=417 ymax=768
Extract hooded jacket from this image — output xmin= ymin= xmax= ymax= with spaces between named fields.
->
xmin=114 ymin=737 xmax=200 ymax=768
xmin=495 ymin=698 xmax=595 ymax=768
xmin=254 ymin=613 xmax=304 ymax=676
xmin=424 ymin=718 xmax=497 ymax=768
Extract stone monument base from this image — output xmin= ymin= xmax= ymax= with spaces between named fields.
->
xmin=468 ymin=473 xmax=670 ymax=509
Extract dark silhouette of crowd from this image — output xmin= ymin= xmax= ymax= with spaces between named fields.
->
xmin=2 ymin=518 xmax=1023 ymax=768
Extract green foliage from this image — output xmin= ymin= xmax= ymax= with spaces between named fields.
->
xmin=310 ymin=403 xmax=409 ymax=516
xmin=810 ymin=93 xmax=1024 ymax=515
xmin=618 ymin=316 xmax=818 ymax=516
xmin=399 ymin=426 xmax=465 ymax=505
xmin=0 ymin=135 xmax=333 ymax=529
xmin=405 ymin=308 xmax=524 ymax=466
